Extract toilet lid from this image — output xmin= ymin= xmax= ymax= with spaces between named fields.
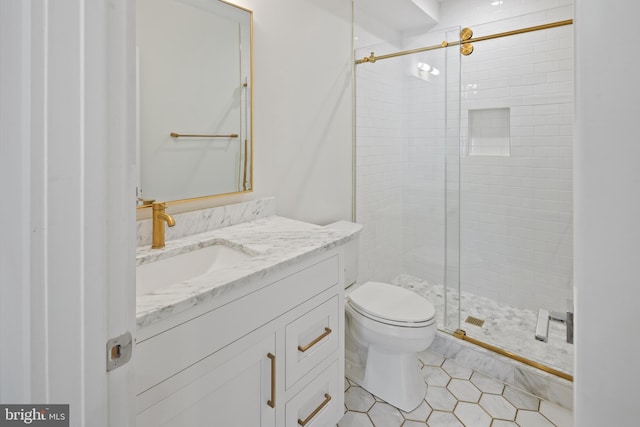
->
xmin=348 ymin=282 xmax=435 ymax=324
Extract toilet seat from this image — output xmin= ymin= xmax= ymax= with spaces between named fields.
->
xmin=348 ymin=282 xmax=435 ymax=328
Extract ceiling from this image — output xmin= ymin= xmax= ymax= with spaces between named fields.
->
xmin=356 ymin=0 xmax=442 ymax=34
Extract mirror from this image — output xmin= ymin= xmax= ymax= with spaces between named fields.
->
xmin=136 ymin=0 xmax=253 ymax=206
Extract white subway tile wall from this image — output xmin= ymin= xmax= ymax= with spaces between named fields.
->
xmin=355 ymin=0 xmax=573 ymax=313
xmin=356 ymin=42 xmax=406 ymax=285
xmin=457 ymin=7 xmax=573 ymax=312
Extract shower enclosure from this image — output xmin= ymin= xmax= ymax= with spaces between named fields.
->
xmin=354 ymin=5 xmax=574 ymax=379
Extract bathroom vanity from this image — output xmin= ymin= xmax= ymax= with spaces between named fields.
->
xmin=135 ymin=205 xmax=361 ymax=427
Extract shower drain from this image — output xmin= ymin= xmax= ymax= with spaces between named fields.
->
xmin=465 ymin=316 xmax=485 ymax=327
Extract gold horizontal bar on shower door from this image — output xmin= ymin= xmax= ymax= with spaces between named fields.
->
xmin=170 ymin=132 xmax=239 ymax=138
xmin=453 ymin=329 xmax=574 ymax=382
xmin=355 ymin=19 xmax=573 ymax=64
xmin=356 ymin=41 xmax=449 ymax=64
xmin=464 ymin=19 xmax=573 ymax=44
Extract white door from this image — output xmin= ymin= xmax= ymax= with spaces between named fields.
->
xmin=0 ymin=1 xmax=136 ymax=425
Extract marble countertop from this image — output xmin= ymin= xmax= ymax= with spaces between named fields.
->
xmin=136 ymin=216 xmax=362 ymax=330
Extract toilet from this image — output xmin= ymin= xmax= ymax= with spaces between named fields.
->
xmin=325 ymin=221 xmax=437 ymax=412
xmin=345 ymin=281 xmax=436 ymax=412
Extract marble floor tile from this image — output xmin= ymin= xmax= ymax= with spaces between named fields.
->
xmin=453 ymin=402 xmax=492 ymax=427
xmin=422 ymin=365 xmax=452 ymax=387
xmin=426 ymin=411 xmax=464 ymax=427
xmin=442 ymin=359 xmax=473 ymax=380
xmin=470 ymin=371 xmax=505 ymax=394
xmin=492 ymin=421 xmax=519 ymax=427
xmin=344 ymin=386 xmax=376 ymax=412
xmin=367 ymin=402 xmax=404 ymax=427
xmin=479 ymin=393 xmax=517 ymax=420
xmin=400 ymin=400 xmax=432 ymax=422
xmin=337 ymin=411 xmax=374 ymax=427
xmin=447 ymin=379 xmax=482 ymax=402
xmin=339 ymin=350 xmax=573 ymax=427
xmin=515 ymin=410 xmax=556 ymax=426
xmin=503 ymin=385 xmax=541 ymax=410
xmin=392 ymin=274 xmax=574 ymax=376
xmin=539 ymin=400 xmax=573 ymax=427
xmin=425 ymin=386 xmax=458 ymax=411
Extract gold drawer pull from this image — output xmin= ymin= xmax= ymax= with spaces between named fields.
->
xmin=267 ymin=353 xmax=276 ymax=408
xmin=297 ymin=393 xmax=332 ymax=426
xmin=297 ymin=327 xmax=332 ymax=353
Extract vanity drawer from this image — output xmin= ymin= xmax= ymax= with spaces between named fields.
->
xmin=285 ymin=360 xmax=340 ymax=427
xmin=285 ymin=296 xmax=339 ymax=389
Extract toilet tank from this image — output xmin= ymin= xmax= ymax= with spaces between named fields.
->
xmin=325 ymin=221 xmax=360 ymax=287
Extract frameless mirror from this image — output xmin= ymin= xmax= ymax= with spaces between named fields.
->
xmin=136 ymin=0 xmax=253 ymax=207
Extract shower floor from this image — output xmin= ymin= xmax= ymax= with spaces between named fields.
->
xmin=391 ymin=274 xmax=573 ymax=376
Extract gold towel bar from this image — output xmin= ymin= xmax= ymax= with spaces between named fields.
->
xmin=170 ymin=132 xmax=238 ymax=138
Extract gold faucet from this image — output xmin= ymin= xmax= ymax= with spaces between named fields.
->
xmin=151 ymin=203 xmax=176 ymax=249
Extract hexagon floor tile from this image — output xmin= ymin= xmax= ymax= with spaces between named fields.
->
xmin=338 ymin=350 xmax=573 ymax=427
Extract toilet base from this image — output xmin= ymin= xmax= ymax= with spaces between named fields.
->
xmin=349 ymin=347 xmax=426 ymax=412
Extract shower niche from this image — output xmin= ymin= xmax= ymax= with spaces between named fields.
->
xmin=466 ymin=108 xmax=511 ymax=157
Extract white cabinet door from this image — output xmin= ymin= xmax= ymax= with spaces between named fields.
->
xmin=137 ymin=332 xmax=276 ymax=427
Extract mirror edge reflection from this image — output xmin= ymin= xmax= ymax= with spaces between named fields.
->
xmin=136 ymin=0 xmax=254 ymax=210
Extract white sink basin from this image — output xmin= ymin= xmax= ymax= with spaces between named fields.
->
xmin=137 ymin=244 xmax=253 ymax=296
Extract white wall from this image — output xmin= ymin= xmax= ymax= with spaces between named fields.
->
xmin=162 ymin=0 xmax=354 ymax=226
xmin=574 ymin=1 xmax=640 ymax=425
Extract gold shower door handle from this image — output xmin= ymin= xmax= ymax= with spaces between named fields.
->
xmin=297 ymin=327 xmax=332 ymax=353
xmin=297 ymin=393 xmax=332 ymax=426
xmin=267 ymin=353 xmax=276 ymax=408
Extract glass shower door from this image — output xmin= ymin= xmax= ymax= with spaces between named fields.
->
xmin=454 ymin=13 xmax=574 ymax=377
xmin=354 ymin=26 xmax=461 ymax=335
